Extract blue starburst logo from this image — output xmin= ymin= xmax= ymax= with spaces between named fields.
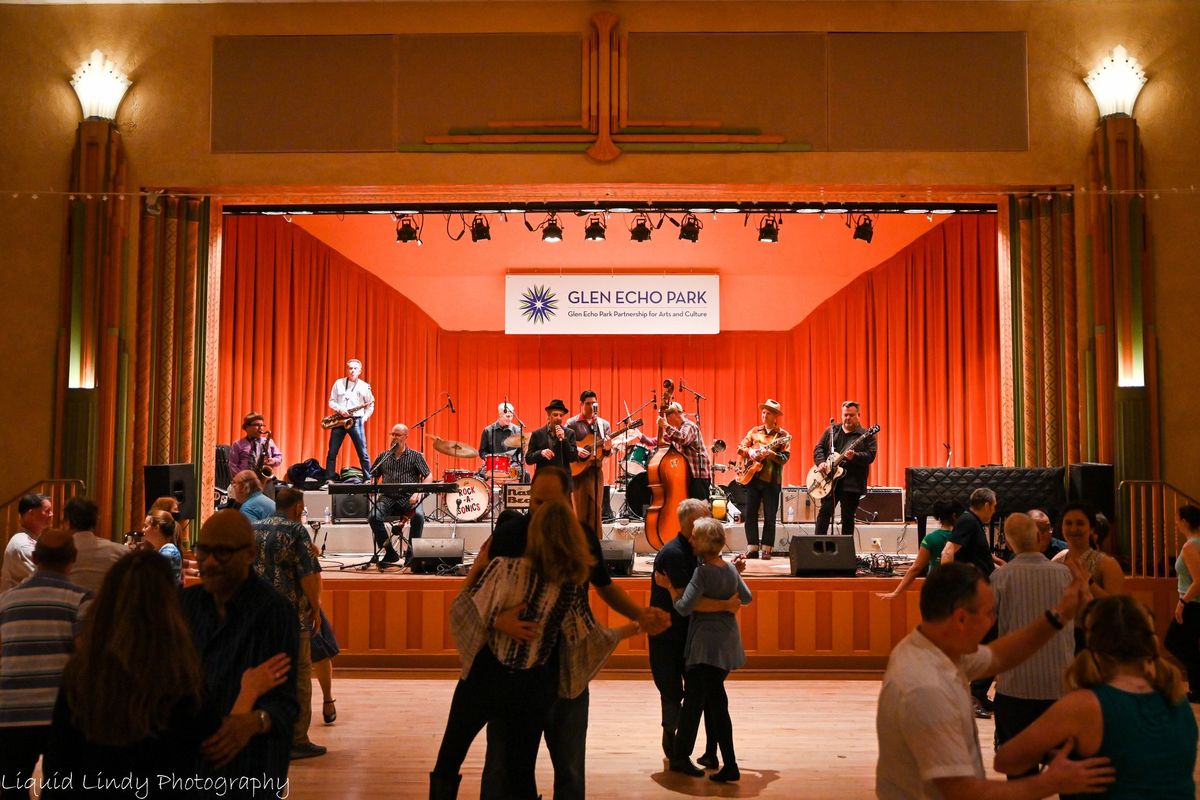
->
xmin=519 ymin=284 xmax=558 ymax=324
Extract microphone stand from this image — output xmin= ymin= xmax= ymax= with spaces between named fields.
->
xmin=678 ymin=379 xmax=709 ymax=494
xmin=415 ymin=399 xmax=454 ymax=523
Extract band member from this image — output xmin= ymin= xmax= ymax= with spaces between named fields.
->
xmin=227 ymin=412 xmax=282 ymax=476
xmin=525 ymin=399 xmax=578 ymax=487
xmin=658 ymin=402 xmax=713 ymax=501
xmin=566 ymin=390 xmax=612 ymax=534
xmin=324 ymin=358 xmax=374 ymax=480
xmin=737 ymin=399 xmax=791 ymax=559
xmin=478 ymin=403 xmax=521 ymax=459
xmin=813 ymin=400 xmax=877 ymax=536
xmin=368 ymin=424 xmax=433 ymax=564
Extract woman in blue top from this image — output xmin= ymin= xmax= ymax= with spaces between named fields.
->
xmin=1165 ymin=504 xmax=1200 ymax=701
xmin=656 ymin=518 xmax=753 ymax=783
xmin=877 ymin=500 xmax=962 ymax=600
xmin=995 ymin=595 xmax=1197 ymax=798
xmin=142 ymin=510 xmax=182 ymax=585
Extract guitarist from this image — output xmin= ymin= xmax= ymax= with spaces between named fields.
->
xmin=566 ymin=390 xmax=611 ymax=534
xmin=736 ymin=399 xmax=791 ymax=559
xmin=367 ymin=423 xmax=433 ymax=564
xmin=659 ymin=402 xmax=712 ymax=501
xmin=813 ymin=401 xmax=877 ymax=536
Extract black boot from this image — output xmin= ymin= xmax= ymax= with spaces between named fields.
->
xmin=429 ymin=771 xmax=461 ymax=800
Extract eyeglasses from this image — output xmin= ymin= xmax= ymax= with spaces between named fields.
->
xmin=195 ymin=544 xmax=250 ymax=564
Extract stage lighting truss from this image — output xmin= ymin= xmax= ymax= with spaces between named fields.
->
xmin=847 ymin=212 xmax=877 ymax=244
xmin=583 ymin=213 xmax=607 ymax=241
xmin=395 ymin=214 xmax=423 ymax=245
xmin=756 ymin=214 xmax=782 ymax=243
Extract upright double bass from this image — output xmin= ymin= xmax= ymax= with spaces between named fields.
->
xmin=643 ymin=379 xmax=691 ymax=550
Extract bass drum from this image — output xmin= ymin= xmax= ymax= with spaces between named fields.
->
xmin=624 ymin=473 xmax=651 ymax=520
xmin=443 ymin=476 xmax=490 ymax=521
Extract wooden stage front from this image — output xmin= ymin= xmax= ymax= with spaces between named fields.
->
xmin=319 ymin=568 xmax=1181 ymax=672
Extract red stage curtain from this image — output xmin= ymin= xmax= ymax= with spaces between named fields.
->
xmin=218 ymin=215 xmax=1000 ymax=487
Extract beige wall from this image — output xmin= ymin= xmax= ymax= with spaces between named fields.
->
xmin=0 ymin=0 xmax=1197 ymax=500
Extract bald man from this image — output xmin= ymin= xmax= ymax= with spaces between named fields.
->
xmin=180 ymin=510 xmax=297 ymax=793
xmin=1029 ymin=509 xmax=1068 ymax=559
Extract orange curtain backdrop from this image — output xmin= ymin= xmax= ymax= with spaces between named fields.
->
xmin=217 ymin=214 xmax=1001 ymax=487
xmin=217 ymin=217 xmax=441 ymax=472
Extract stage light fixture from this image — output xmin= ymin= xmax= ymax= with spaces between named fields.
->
xmin=848 ymin=213 xmax=876 ymax=244
xmin=677 ymin=213 xmax=703 ymax=243
xmin=757 ymin=214 xmax=781 ymax=243
xmin=542 ymin=213 xmax=563 ymax=242
xmin=469 ymin=214 xmax=491 ymax=242
xmin=1084 ymin=45 xmax=1147 ymax=118
xmin=629 ymin=213 xmax=654 ymax=242
xmin=583 ymin=214 xmax=607 ymax=241
xmin=70 ymin=50 xmax=131 ymax=121
xmin=395 ymin=214 xmax=422 ymax=245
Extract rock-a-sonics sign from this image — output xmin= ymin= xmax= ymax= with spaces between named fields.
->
xmin=505 ymin=274 xmax=719 ymax=334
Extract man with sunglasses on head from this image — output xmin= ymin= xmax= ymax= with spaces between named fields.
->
xmin=181 ymin=509 xmax=298 ymax=793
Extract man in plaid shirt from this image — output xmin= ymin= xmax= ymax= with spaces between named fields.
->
xmin=658 ymin=402 xmax=712 ymax=501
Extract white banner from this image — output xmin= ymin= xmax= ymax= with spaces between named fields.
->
xmin=505 ymin=274 xmax=719 ymax=335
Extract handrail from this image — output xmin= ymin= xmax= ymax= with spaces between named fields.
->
xmin=0 ymin=479 xmax=87 ymax=551
xmin=1120 ymin=480 xmax=1200 ymax=578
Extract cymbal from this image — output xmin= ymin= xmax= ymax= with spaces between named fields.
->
xmin=433 ymin=438 xmax=479 ymax=459
xmin=610 ymin=429 xmax=642 ymax=448
xmin=502 ymin=432 xmax=530 ymax=449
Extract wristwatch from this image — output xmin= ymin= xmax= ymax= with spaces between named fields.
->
xmin=254 ymin=709 xmax=270 ymax=734
xmin=1044 ymin=609 xmax=1065 ymax=630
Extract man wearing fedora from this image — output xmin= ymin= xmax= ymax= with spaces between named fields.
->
xmin=736 ymin=399 xmax=792 ymax=559
xmin=814 ymin=400 xmax=877 ymax=536
xmin=525 ymin=399 xmax=579 ymax=488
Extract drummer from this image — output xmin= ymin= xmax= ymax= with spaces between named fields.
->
xmin=654 ymin=402 xmax=713 ymax=501
xmin=478 ymin=402 xmax=527 ymax=481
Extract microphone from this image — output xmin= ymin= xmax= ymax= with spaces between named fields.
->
xmin=447 ymin=394 xmax=456 ymax=414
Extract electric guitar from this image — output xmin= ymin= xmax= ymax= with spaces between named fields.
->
xmin=805 ymin=424 xmax=881 ymax=500
xmin=732 ymin=434 xmax=793 ymax=485
xmin=571 ymin=420 xmax=644 ymax=477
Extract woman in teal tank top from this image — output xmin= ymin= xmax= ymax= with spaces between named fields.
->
xmin=1165 ymin=504 xmax=1200 ymax=701
xmin=876 ymin=501 xmax=962 ymax=600
xmin=995 ymin=595 xmax=1197 ymax=798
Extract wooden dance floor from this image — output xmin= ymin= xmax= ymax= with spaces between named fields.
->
xmin=286 ymin=676 xmax=1200 ymax=799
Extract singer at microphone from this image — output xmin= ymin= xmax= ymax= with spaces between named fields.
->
xmin=525 ymin=398 xmax=579 ymax=489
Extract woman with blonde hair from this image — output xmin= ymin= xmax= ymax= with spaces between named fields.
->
xmin=432 ymin=497 xmax=639 ymax=799
xmin=995 ymin=595 xmax=1197 ymax=798
xmin=656 ymin=517 xmax=753 ymax=782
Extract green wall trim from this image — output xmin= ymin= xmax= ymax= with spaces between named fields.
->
xmin=1007 ymin=196 xmax=1025 ymax=466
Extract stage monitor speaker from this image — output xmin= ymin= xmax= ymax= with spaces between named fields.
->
xmin=410 ymin=538 xmax=465 ymax=574
xmin=332 ymin=493 xmax=369 ymax=522
xmin=781 ymin=486 xmax=817 ymax=522
xmin=1067 ymin=463 xmax=1115 ymax=523
xmin=600 ymin=539 xmax=635 ymax=577
xmin=789 ymin=535 xmax=857 ymax=577
xmin=144 ymin=464 xmax=196 ymax=518
xmin=859 ymin=488 xmax=905 ymax=522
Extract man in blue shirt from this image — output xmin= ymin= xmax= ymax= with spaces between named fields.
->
xmin=231 ymin=471 xmax=276 ymax=522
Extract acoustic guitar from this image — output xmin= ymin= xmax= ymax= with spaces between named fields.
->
xmin=805 ymin=424 xmax=881 ymax=500
xmin=570 ymin=419 xmax=643 ymax=477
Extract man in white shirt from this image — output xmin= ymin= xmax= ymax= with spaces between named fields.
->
xmin=875 ymin=561 xmax=1112 ymax=800
xmin=0 ymin=494 xmax=53 ymax=593
xmin=63 ymin=497 xmax=126 ymax=594
xmin=324 ymin=358 xmax=375 ymax=480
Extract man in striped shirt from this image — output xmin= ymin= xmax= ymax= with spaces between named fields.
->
xmin=0 ymin=528 xmax=91 ymax=800
xmin=990 ymin=513 xmax=1076 ymax=774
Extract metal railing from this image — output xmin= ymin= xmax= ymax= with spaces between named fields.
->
xmin=1121 ymin=480 xmax=1200 ymax=578
xmin=0 ymin=479 xmax=87 ymax=550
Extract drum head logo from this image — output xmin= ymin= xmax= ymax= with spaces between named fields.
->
xmin=519 ymin=284 xmax=558 ymax=324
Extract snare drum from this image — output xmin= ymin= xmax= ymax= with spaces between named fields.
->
xmin=483 ymin=454 xmax=511 ymax=474
xmin=626 ymin=444 xmax=651 ymax=475
xmin=443 ymin=469 xmax=475 ymax=483
xmin=442 ymin=476 xmax=490 ymax=521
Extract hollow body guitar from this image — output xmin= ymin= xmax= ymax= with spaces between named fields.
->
xmin=731 ymin=434 xmax=792 ymax=485
xmin=805 ymin=424 xmax=881 ymax=500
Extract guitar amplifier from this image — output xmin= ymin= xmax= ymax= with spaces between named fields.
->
xmin=781 ymin=486 xmax=818 ymax=522
xmin=859 ymin=487 xmax=905 ymax=522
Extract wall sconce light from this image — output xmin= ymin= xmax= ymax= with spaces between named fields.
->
xmin=70 ymin=50 xmax=132 ymax=121
xmin=1084 ymin=45 xmax=1147 ymax=119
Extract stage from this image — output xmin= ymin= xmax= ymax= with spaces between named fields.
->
xmin=315 ymin=564 xmax=1181 ymax=673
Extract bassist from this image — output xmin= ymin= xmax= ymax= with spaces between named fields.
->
xmin=813 ymin=401 xmax=877 ymax=536
xmin=736 ymin=399 xmax=791 ymax=559
xmin=658 ymin=402 xmax=712 ymax=501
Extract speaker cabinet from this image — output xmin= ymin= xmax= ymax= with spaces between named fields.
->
xmin=331 ymin=493 xmax=369 ymax=522
xmin=781 ymin=486 xmax=818 ymax=522
xmin=410 ymin=538 xmax=465 ymax=574
xmin=859 ymin=487 xmax=905 ymax=522
xmin=143 ymin=464 xmax=196 ymax=518
xmin=788 ymin=535 xmax=857 ymax=577
xmin=1067 ymin=463 xmax=1115 ymax=523
xmin=599 ymin=539 xmax=635 ymax=577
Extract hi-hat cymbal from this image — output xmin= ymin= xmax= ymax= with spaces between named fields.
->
xmin=610 ymin=429 xmax=642 ymax=448
xmin=433 ymin=438 xmax=479 ymax=458
xmin=502 ymin=432 xmax=531 ymax=449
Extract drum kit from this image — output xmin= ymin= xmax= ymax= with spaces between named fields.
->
xmin=431 ymin=435 xmax=529 ymax=523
